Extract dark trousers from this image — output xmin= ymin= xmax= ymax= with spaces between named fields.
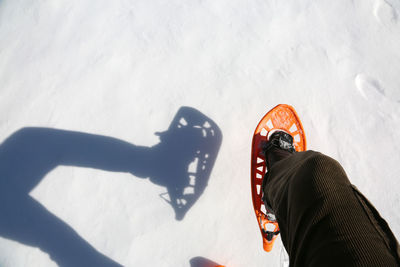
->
xmin=263 ymin=151 xmax=400 ymax=266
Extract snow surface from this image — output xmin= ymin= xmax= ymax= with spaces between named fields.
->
xmin=1 ymin=0 xmax=400 ymax=266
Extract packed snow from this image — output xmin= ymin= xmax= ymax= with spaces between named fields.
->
xmin=1 ymin=0 xmax=399 ymax=266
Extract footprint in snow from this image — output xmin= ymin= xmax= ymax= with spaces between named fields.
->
xmin=354 ymin=73 xmax=398 ymax=115
xmin=355 ymin=73 xmax=385 ymax=101
xmin=374 ymin=0 xmax=399 ymax=27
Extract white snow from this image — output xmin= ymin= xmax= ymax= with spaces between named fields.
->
xmin=1 ymin=0 xmax=400 ymax=266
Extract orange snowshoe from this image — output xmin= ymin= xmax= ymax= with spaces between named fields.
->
xmin=251 ymin=104 xmax=306 ymax=252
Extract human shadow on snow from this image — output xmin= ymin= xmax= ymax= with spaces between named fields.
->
xmin=0 ymin=106 xmax=222 ymax=267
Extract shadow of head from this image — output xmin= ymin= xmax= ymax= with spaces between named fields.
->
xmin=150 ymin=106 xmax=222 ymax=220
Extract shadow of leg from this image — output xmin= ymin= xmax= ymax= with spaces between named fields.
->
xmin=0 ymin=194 xmax=121 ymax=267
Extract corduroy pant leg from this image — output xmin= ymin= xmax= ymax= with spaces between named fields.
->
xmin=263 ymin=150 xmax=400 ymax=267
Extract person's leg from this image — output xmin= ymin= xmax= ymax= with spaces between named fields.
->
xmin=263 ymin=150 xmax=400 ymax=267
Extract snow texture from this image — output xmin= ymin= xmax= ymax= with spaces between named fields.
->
xmin=1 ymin=0 xmax=400 ymax=266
